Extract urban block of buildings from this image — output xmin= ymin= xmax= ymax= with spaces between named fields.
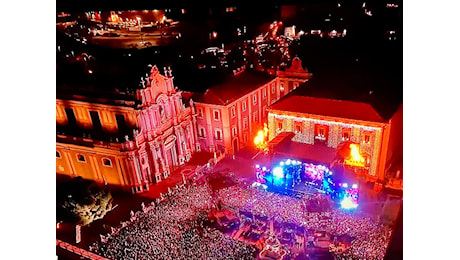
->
xmin=56 ymin=57 xmax=402 ymax=193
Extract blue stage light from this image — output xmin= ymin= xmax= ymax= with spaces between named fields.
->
xmin=273 ymin=167 xmax=284 ymax=178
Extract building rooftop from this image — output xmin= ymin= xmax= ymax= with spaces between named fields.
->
xmin=269 ymin=95 xmax=386 ymax=123
xmin=193 ymin=69 xmax=276 ymax=105
xmin=57 ymin=85 xmax=139 ymax=108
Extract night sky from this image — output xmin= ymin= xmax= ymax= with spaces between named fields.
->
xmin=57 ymin=1 xmax=402 ymax=116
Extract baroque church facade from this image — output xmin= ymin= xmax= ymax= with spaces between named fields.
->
xmin=127 ymin=65 xmax=198 ymax=186
xmin=57 ymin=65 xmax=198 ymax=193
xmin=56 ymin=59 xmax=310 ymax=193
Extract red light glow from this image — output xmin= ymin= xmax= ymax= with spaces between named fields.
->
xmin=344 ymin=144 xmax=365 ymax=167
xmin=254 ymin=123 xmax=269 ymax=151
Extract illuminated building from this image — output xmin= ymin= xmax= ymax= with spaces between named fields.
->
xmin=56 ymin=88 xmax=139 ymax=191
xmin=57 ymin=65 xmax=197 ymax=193
xmin=133 ymin=66 xmax=197 ymax=183
xmin=57 ymin=59 xmax=310 ymax=192
xmin=192 ymin=58 xmax=311 ymax=155
xmin=267 ymin=89 xmax=402 ymax=182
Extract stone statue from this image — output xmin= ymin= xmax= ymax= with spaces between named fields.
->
xmin=140 ymin=77 xmax=146 ymax=88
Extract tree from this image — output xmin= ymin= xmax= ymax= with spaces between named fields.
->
xmin=57 ymin=177 xmax=113 ymax=226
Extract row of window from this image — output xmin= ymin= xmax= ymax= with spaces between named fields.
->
xmin=62 ymin=107 xmax=129 ymax=132
xmin=199 ymin=105 xmax=263 ymax=125
xmin=206 ymin=106 xmax=264 ymax=122
xmin=56 ymin=151 xmax=113 ymax=167
xmin=198 ymin=127 xmax=223 ymax=140
xmin=198 ymin=83 xmax=277 ymax=121
xmin=277 ymin=122 xmax=372 ymax=144
xmin=198 ymin=126 xmax=251 ymax=142
xmin=198 ymin=115 xmax=252 ymax=138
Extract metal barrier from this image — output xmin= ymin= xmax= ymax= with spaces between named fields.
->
xmin=56 ymin=239 xmax=110 ymax=260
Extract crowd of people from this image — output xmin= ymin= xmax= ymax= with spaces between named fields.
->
xmin=216 ymin=184 xmax=392 ymax=259
xmin=90 ymin=184 xmax=256 ymax=260
xmin=89 ymin=179 xmax=392 ymax=259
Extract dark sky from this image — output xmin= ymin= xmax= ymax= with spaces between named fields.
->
xmin=57 ymin=1 xmax=402 ymax=109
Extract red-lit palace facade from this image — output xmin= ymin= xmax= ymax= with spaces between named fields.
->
xmin=193 ymin=57 xmax=311 ymax=155
xmin=56 ymin=59 xmax=311 ymax=193
xmin=267 ymin=95 xmax=401 ymax=182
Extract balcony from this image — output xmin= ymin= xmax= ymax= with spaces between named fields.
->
xmin=56 ymin=125 xmax=133 ymax=150
xmin=56 ymin=133 xmax=124 ymax=150
xmin=315 ymin=135 xmax=326 ymax=141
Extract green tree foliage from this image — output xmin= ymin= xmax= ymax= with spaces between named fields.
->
xmin=57 ymin=177 xmax=113 ymax=226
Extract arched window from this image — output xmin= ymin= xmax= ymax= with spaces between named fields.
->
xmin=102 ymin=158 xmax=112 ymax=167
xmin=77 ymin=154 xmax=86 ymax=162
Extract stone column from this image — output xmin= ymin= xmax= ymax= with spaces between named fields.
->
xmin=185 ymin=124 xmax=193 ymax=160
xmin=148 ymin=108 xmax=156 ymax=130
xmin=187 ymin=121 xmax=196 ymax=153
xmin=140 ymin=90 xmax=146 ymax=105
xmin=143 ymin=110 xmax=151 ymax=131
xmin=138 ymin=113 xmax=145 ymax=132
xmin=62 ymin=149 xmax=78 ymax=177
xmin=191 ymin=116 xmax=199 ymax=151
xmin=128 ymin=155 xmax=142 ymax=193
xmin=88 ymin=154 xmax=104 ymax=184
xmin=123 ymin=156 xmax=136 ymax=192
xmin=159 ymin=142 xmax=169 ymax=177
xmin=175 ymin=127 xmax=185 ymax=164
xmin=175 ymin=95 xmax=182 ymax=118
xmin=149 ymin=143 xmax=161 ymax=183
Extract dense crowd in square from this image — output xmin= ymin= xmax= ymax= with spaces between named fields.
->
xmin=90 ymin=176 xmax=392 ymax=259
